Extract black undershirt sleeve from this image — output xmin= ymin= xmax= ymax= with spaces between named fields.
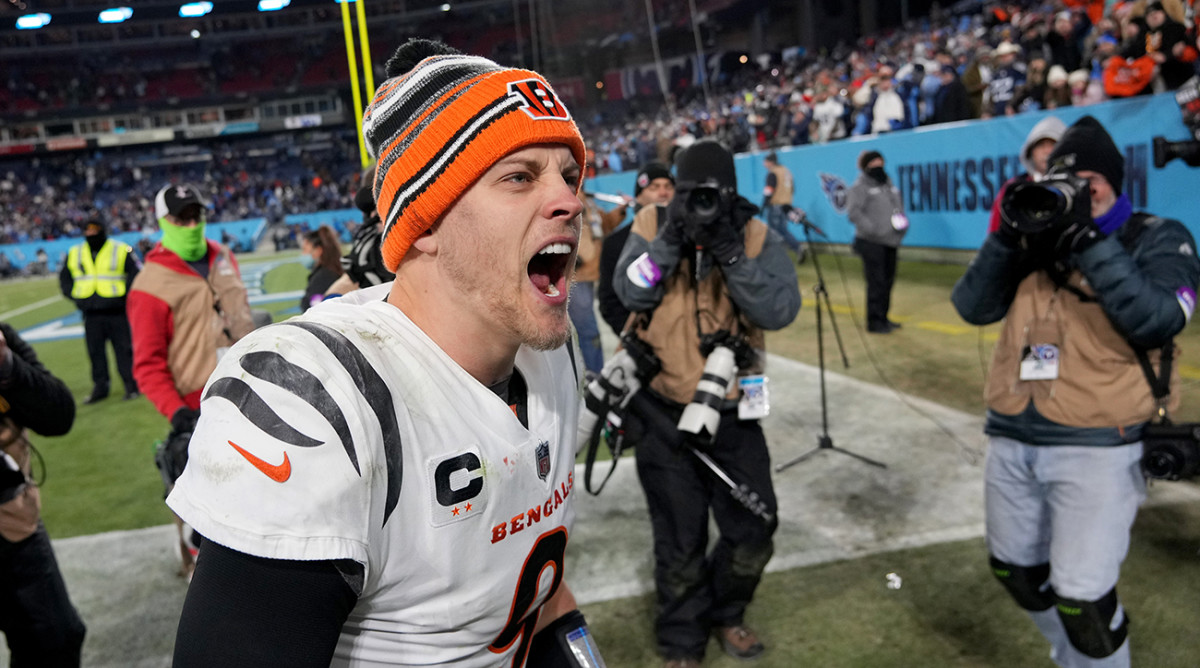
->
xmin=173 ymin=540 xmax=358 ymax=668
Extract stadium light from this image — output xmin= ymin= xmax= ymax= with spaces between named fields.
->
xmin=258 ymin=0 xmax=290 ymax=10
xmin=179 ymin=2 xmax=213 ymax=18
xmin=15 ymin=13 xmax=51 ymax=29
xmin=190 ymin=28 xmax=201 ymax=38
xmin=441 ymin=3 xmax=451 ymax=10
xmin=98 ymin=7 xmax=133 ymax=24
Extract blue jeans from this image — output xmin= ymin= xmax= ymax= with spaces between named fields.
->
xmin=568 ymin=281 xmax=603 ymax=374
xmin=763 ymin=205 xmax=802 ymax=253
xmin=985 ymin=436 xmax=1145 ymax=667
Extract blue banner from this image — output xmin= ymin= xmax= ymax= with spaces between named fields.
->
xmin=1 ymin=219 xmax=266 ymax=272
xmin=589 ymin=92 xmax=1195 ymax=249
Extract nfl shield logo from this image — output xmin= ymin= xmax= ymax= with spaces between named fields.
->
xmin=535 ymin=440 xmax=551 ymax=481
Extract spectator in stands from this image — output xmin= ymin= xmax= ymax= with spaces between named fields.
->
xmin=127 ymin=183 xmax=255 ymax=579
xmin=299 ymin=225 xmax=345 ymax=313
xmin=1047 ymin=10 xmax=1087 ymax=73
xmin=58 ymin=219 xmax=141 ymax=404
xmin=1044 ymin=65 xmax=1073 ymax=108
xmin=1010 ymin=57 xmax=1049 ymax=113
xmin=809 ymin=86 xmax=848 ymax=143
xmin=1142 ymin=1 xmax=1194 ymax=89
xmin=932 ymin=63 xmax=973 ymax=124
xmin=853 ymin=65 xmax=909 ymax=135
xmin=986 ymin=42 xmax=1027 ymax=118
xmin=963 ymin=46 xmax=994 ymax=119
xmin=0 ymin=321 xmax=87 ymax=667
xmin=1069 ymin=69 xmax=1106 ymax=105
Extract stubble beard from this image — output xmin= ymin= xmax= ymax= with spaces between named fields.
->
xmin=440 ymin=226 xmax=571 ymax=353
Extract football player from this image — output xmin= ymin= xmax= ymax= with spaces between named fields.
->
xmin=169 ymin=42 xmax=605 ymax=668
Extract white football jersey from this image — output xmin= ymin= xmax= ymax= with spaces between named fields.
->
xmin=168 ymin=283 xmax=581 ymax=667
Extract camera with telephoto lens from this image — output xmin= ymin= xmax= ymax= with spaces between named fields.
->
xmin=577 ymin=332 xmax=662 ymax=450
xmin=1152 ymin=75 xmax=1200 ymax=169
xmin=677 ymin=331 xmax=756 ymax=444
xmin=1141 ymin=422 xmax=1200 ymax=481
xmin=999 ymin=172 xmax=1092 ymax=236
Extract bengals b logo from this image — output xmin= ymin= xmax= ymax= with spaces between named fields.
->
xmin=508 ymin=79 xmax=571 ymax=121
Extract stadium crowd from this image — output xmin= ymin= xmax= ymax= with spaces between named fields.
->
xmin=0 ymin=136 xmax=361 ymax=247
xmin=580 ymin=0 xmax=1199 ymax=171
xmin=1 ymin=0 xmax=1196 ymax=249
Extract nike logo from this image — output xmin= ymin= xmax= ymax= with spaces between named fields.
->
xmin=228 ymin=440 xmax=291 ymax=483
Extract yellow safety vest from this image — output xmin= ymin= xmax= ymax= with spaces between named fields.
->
xmin=68 ymin=239 xmax=131 ymax=299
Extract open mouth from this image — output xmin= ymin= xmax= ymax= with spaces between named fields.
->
xmin=528 ymin=242 xmax=573 ymax=299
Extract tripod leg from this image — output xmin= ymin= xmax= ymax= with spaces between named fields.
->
xmin=830 ymin=446 xmax=888 ymax=469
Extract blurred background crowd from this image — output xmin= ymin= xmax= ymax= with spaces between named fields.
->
xmin=1 ymin=0 xmax=1197 ymax=255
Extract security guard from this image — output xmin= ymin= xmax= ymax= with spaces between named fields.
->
xmin=59 ymin=219 xmax=140 ymax=404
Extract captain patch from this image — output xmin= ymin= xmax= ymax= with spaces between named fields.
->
xmin=428 ymin=447 xmax=489 ymax=527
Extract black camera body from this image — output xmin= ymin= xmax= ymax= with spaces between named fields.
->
xmin=999 ymin=173 xmax=1091 ymax=236
xmin=1142 ymin=422 xmax=1200 ymax=481
xmin=1151 ymin=75 xmax=1200 ymax=168
xmin=680 ymin=182 xmax=736 ymax=240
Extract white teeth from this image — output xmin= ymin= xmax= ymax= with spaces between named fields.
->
xmin=538 ymin=243 xmax=572 ymax=255
xmin=546 ymin=284 xmax=561 ymax=297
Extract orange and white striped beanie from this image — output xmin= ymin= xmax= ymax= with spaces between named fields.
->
xmin=362 ymin=54 xmax=586 ymax=272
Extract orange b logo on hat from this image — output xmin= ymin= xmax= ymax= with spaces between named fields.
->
xmin=507 ymin=79 xmax=571 ymax=121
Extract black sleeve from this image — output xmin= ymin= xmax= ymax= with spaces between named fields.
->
xmin=173 ymin=541 xmax=358 ymax=668
xmin=597 ymin=227 xmax=632 ymax=336
xmin=0 ymin=322 xmax=75 ymax=436
xmin=58 ymin=263 xmax=73 ymax=299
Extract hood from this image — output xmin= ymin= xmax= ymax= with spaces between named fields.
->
xmin=1020 ymin=116 xmax=1067 ymax=176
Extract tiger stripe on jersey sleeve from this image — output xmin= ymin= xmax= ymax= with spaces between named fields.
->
xmin=203 ymin=377 xmax=323 ymax=449
xmin=238 ymin=350 xmax=361 ymax=475
xmin=285 ymin=321 xmax=405 ymax=527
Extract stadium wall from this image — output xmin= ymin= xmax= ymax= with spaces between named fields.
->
xmin=590 ymin=92 xmax=1195 ymax=251
xmin=1 ymin=219 xmax=266 ymax=272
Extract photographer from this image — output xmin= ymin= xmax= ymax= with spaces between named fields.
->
xmin=951 ymin=115 xmax=1200 ymax=668
xmin=0 ymin=322 xmax=87 ymax=666
xmin=614 ymin=139 xmax=801 ymax=667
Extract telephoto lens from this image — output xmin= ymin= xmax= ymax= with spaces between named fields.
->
xmin=999 ymin=173 xmax=1090 ymax=235
xmin=677 ymin=345 xmax=738 ymax=443
xmin=686 ymin=187 xmax=722 ymax=220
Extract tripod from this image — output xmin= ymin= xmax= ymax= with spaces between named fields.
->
xmin=777 ymin=219 xmax=887 ymax=471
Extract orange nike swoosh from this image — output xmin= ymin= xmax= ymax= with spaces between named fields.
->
xmin=228 ymin=440 xmax=291 ymax=483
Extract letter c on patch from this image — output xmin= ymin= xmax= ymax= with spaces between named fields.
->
xmin=435 ymin=453 xmax=483 ymax=506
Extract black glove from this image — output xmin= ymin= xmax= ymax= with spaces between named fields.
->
xmin=1055 ymin=194 xmax=1104 ymax=255
xmin=171 ymin=407 xmax=200 ymax=435
xmin=659 ymin=199 xmax=691 ymax=247
xmin=692 ymin=217 xmax=745 ymax=266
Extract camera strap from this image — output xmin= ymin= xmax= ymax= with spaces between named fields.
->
xmin=1134 ymin=341 xmax=1175 ymax=423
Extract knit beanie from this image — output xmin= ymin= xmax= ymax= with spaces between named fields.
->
xmin=674 ymin=140 xmax=737 ymax=192
xmin=362 ymin=53 xmax=586 ymax=271
xmin=859 ymin=150 xmax=884 ymax=171
xmin=634 ymin=162 xmax=674 ymax=197
xmin=1047 ymin=115 xmax=1124 ymax=194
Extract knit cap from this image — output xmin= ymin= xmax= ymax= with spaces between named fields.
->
xmin=1047 ymin=115 xmax=1124 ymax=194
xmin=859 ymin=150 xmax=884 ymax=171
xmin=362 ymin=54 xmax=586 ymax=271
xmin=634 ymin=162 xmax=674 ymax=196
xmin=674 ymin=140 xmax=737 ymax=192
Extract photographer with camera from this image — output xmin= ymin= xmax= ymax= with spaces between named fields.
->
xmin=0 ymin=322 xmax=87 ymax=666
xmin=951 ymin=115 xmax=1200 ymax=668
xmin=614 ymin=139 xmax=801 ymax=667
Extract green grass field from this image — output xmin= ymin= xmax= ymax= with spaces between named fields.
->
xmin=5 ymin=247 xmax=1199 ymax=667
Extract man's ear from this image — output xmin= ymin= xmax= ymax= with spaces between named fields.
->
xmin=411 ymin=227 xmax=438 ymax=255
